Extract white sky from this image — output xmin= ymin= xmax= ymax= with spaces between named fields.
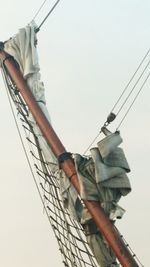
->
xmin=0 ymin=1 xmax=150 ymax=266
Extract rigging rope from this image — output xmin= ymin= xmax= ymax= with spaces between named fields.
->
xmin=111 ymin=48 xmax=150 ymax=114
xmin=36 ymin=0 xmax=61 ymax=33
xmin=115 ymin=227 xmax=144 ymax=267
xmin=83 ymin=48 xmax=150 ymax=154
xmin=83 ymin=132 xmax=101 ymax=155
xmin=1 ymin=66 xmax=51 ymax=219
xmin=115 ymin=58 xmax=150 ymax=117
xmin=32 ymin=0 xmax=48 ymax=21
xmin=116 ymin=71 xmax=150 ymax=130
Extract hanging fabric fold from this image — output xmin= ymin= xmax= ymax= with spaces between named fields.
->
xmin=74 ymin=131 xmax=131 ymax=220
xmin=4 ymin=21 xmax=57 ymax=169
xmin=72 ymin=131 xmax=131 ymax=267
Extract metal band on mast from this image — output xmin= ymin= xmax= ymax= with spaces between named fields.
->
xmin=0 ymin=48 xmax=139 ymax=267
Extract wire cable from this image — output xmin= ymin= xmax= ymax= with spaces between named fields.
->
xmin=36 ymin=0 xmax=61 ymax=32
xmin=83 ymin=49 xmax=150 ymax=154
xmin=32 ymin=0 xmax=48 ymax=21
xmin=83 ymin=63 xmax=150 ymax=154
xmin=116 ymin=71 xmax=150 ymax=130
xmin=111 ymin=48 xmax=150 ymax=113
xmin=83 ymin=131 xmax=101 ymax=155
xmin=115 ymin=58 xmax=150 ymax=117
xmin=1 ymin=66 xmax=51 ymax=226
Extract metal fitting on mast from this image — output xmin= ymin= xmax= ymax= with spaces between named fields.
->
xmin=0 ymin=42 xmax=4 ymax=51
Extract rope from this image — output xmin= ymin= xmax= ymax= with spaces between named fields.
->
xmin=1 ymin=66 xmax=51 ymax=222
xmin=115 ymin=58 xmax=150 ymax=117
xmin=111 ymin=48 xmax=150 ymax=113
xmin=32 ymin=0 xmax=48 ymax=21
xmin=83 ymin=131 xmax=101 ymax=155
xmin=83 ymin=48 xmax=150 ymax=154
xmin=115 ymin=227 xmax=144 ymax=267
xmin=116 ymin=71 xmax=150 ymax=130
xmin=36 ymin=0 xmax=61 ymax=33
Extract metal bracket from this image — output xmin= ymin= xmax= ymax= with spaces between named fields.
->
xmin=0 ymin=42 xmax=4 ymax=51
xmin=58 ymin=152 xmax=72 ymax=164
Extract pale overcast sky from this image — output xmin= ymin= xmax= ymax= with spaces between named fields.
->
xmin=0 ymin=1 xmax=149 ymax=266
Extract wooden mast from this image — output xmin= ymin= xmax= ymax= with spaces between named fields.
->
xmin=0 ymin=48 xmax=139 ymax=267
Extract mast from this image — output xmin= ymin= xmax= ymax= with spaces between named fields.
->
xmin=0 ymin=48 xmax=139 ymax=267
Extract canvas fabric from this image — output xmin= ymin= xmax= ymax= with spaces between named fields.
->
xmin=73 ymin=132 xmax=131 ymax=266
xmin=4 ymin=22 xmax=57 ymax=168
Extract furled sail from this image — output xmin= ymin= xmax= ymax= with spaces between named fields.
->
xmin=1 ymin=23 xmax=137 ymax=267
